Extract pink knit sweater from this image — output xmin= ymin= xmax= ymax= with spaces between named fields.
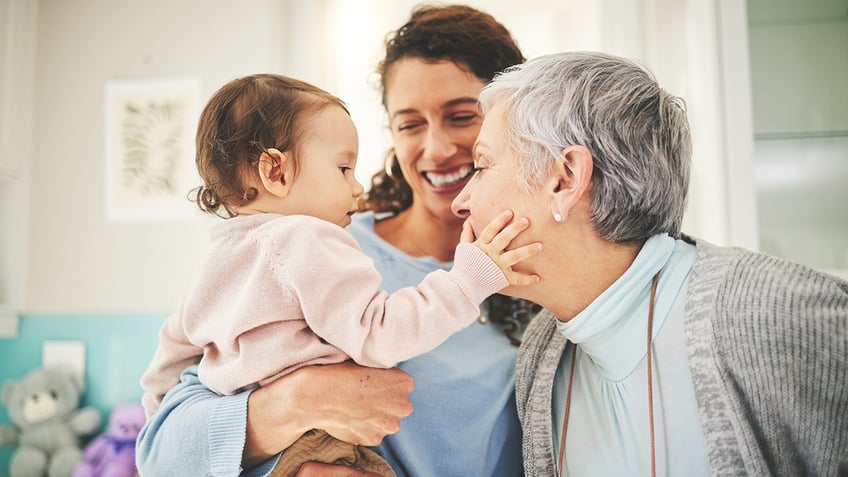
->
xmin=140 ymin=213 xmax=508 ymax=417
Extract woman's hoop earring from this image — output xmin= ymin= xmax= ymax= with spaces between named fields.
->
xmin=384 ymin=152 xmax=397 ymax=179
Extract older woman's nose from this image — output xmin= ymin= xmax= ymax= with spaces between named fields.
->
xmin=451 ymin=183 xmax=471 ymax=218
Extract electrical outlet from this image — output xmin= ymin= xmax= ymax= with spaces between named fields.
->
xmin=0 ymin=308 xmax=19 ymax=338
xmin=42 ymin=340 xmax=86 ymax=388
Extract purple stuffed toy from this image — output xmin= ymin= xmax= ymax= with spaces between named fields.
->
xmin=73 ymin=404 xmax=145 ymax=477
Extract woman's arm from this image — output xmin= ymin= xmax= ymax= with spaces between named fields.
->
xmin=244 ymin=362 xmax=415 ymax=467
xmin=137 ymin=363 xmax=414 ymax=476
xmin=136 ymin=365 xmax=255 ymax=476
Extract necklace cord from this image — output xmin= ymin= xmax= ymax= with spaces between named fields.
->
xmin=557 ymin=272 xmax=660 ymax=477
xmin=557 ymin=345 xmax=578 ymax=472
xmin=647 ymin=273 xmax=659 ymax=477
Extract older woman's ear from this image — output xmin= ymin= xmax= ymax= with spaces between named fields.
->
xmin=548 ymin=145 xmax=593 ymax=222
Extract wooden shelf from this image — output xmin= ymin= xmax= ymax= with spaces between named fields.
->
xmin=754 ymin=130 xmax=848 ymax=141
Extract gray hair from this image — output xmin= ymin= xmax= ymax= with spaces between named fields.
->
xmin=479 ymin=51 xmax=691 ymax=242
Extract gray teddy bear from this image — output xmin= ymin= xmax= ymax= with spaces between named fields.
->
xmin=0 ymin=368 xmax=101 ymax=477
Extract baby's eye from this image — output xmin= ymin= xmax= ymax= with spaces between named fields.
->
xmin=339 ymin=166 xmax=353 ymax=174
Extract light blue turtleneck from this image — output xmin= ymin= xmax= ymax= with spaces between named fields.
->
xmin=551 ymin=234 xmax=711 ymax=476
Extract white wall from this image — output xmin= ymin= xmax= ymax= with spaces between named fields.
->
xmin=0 ymin=0 xmax=37 ymax=324
xmin=20 ymin=0 xmax=756 ymax=314
xmin=25 ymin=0 xmax=287 ymax=313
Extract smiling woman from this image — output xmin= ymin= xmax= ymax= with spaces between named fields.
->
xmin=364 ymin=58 xmax=486 ymax=262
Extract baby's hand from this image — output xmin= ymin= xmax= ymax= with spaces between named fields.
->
xmin=463 ymin=210 xmax=542 ymax=286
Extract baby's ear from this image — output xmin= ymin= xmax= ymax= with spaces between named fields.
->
xmin=257 ymin=148 xmax=292 ymax=198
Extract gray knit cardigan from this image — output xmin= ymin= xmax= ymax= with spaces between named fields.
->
xmin=515 ymin=238 xmax=848 ymax=476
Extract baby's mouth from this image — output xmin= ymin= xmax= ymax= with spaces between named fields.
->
xmin=423 ymin=165 xmax=474 ymax=188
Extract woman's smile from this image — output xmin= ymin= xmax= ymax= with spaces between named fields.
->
xmin=421 ymin=164 xmax=475 ymax=192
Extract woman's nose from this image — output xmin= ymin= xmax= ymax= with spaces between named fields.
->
xmin=423 ymin=125 xmax=457 ymax=163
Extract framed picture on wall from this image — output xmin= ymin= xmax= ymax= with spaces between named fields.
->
xmin=104 ymin=77 xmax=202 ymax=222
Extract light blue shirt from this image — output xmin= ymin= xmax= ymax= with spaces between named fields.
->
xmin=349 ymin=212 xmax=523 ymax=477
xmin=551 ymin=234 xmax=711 ymax=476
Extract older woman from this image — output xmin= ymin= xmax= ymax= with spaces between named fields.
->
xmin=451 ymin=51 xmax=848 ymax=476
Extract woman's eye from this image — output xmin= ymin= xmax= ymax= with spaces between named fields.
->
xmin=397 ymin=122 xmax=422 ymax=132
xmin=451 ymin=113 xmax=478 ymax=124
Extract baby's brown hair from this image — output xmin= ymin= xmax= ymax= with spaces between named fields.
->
xmin=193 ymin=74 xmax=347 ymax=217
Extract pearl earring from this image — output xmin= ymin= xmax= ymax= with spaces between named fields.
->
xmin=553 ymin=213 xmax=563 ymax=222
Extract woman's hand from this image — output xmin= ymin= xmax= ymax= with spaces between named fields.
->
xmin=243 ymin=362 xmax=414 ymax=468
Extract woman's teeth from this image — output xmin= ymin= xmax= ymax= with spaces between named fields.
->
xmin=424 ymin=165 xmax=473 ymax=187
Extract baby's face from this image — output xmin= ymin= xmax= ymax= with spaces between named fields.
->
xmin=281 ymin=105 xmax=363 ymax=227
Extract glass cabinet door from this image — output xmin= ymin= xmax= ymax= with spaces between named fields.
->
xmin=747 ymin=0 xmax=848 ymax=278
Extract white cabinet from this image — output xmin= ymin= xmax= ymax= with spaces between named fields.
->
xmin=0 ymin=0 xmax=37 ymax=333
